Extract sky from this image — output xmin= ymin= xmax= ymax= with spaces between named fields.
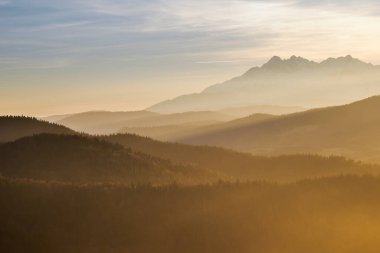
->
xmin=1 ymin=0 xmax=380 ymax=116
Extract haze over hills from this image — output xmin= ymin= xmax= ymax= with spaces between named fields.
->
xmin=176 ymin=96 xmax=380 ymax=163
xmin=46 ymin=110 xmax=234 ymax=135
xmin=52 ymin=111 xmax=159 ymax=134
xmin=148 ymin=55 xmax=380 ymax=113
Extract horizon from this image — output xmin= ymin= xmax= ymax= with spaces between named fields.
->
xmin=2 ymin=0 xmax=380 ymax=116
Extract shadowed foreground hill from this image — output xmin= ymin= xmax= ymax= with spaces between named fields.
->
xmin=2 ymin=176 xmax=380 ymax=253
xmin=0 ymin=134 xmax=215 ymax=185
xmin=104 ymin=134 xmax=379 ymax=182
xmin=177 ymin=96 xmax=380 ymax=162
xmin=0 ymin=116 xmax=74 ymax=143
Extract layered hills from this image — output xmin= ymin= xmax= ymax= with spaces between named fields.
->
xmin=2 ymin=116 xmax=378 ymax=183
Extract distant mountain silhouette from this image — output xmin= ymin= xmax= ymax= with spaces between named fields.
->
xmin=0 ymin=116 xmax=74 ymax=143
xmin=0 ymin=134 xmax=215 ymax=184
xmin=176 ymin=96 xmax=380 ymax=163
xmin=148 ymin=55 xmax=380 ymax=113
xmin=53 ymin=111 xmax=158 ymax=134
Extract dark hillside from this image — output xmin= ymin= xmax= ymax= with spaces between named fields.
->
xmin=0 ymin=134 xmax=215 ymax=184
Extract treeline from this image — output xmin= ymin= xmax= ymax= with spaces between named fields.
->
xmin=2 ymin=175 xmax=380 ymax=253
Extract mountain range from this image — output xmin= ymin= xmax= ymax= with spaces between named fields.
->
xmin=148 ymin=55 xmax=380 ymax=113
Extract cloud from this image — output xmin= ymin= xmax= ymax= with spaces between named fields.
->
xmin=0 ymin=0 xmax=281 ymax=67
xmin=2 ymin=0 xmax=380 ymax=80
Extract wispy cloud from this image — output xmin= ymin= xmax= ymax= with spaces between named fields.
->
xmin=3 ymin=0 xmax=379 ymax=65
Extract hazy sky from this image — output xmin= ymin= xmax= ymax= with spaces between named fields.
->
xmin=1 ymin=0 xmax=380 ymax=116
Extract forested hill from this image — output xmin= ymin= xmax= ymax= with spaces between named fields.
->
xmin=0 ymin=116 xmax=75 ymax=143
xmin=0 ymin=134 xmax=216 ymax=185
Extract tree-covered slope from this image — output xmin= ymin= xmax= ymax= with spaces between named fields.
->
xmin=0 ymin=134 xmax=215 ymax=184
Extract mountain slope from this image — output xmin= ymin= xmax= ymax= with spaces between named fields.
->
xmin=0 ymin=116 xmax=74 ymax=143
xmin=148 ymin=55 xmax=380 ymax=113
xmin=0 ymin=134 xmax=215 ymax=184
xmin=177 ymin=96 xmax=380 ymax=162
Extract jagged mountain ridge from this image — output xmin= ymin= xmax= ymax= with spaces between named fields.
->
xmin=148 ymin=55 xmax=380 ymax=113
